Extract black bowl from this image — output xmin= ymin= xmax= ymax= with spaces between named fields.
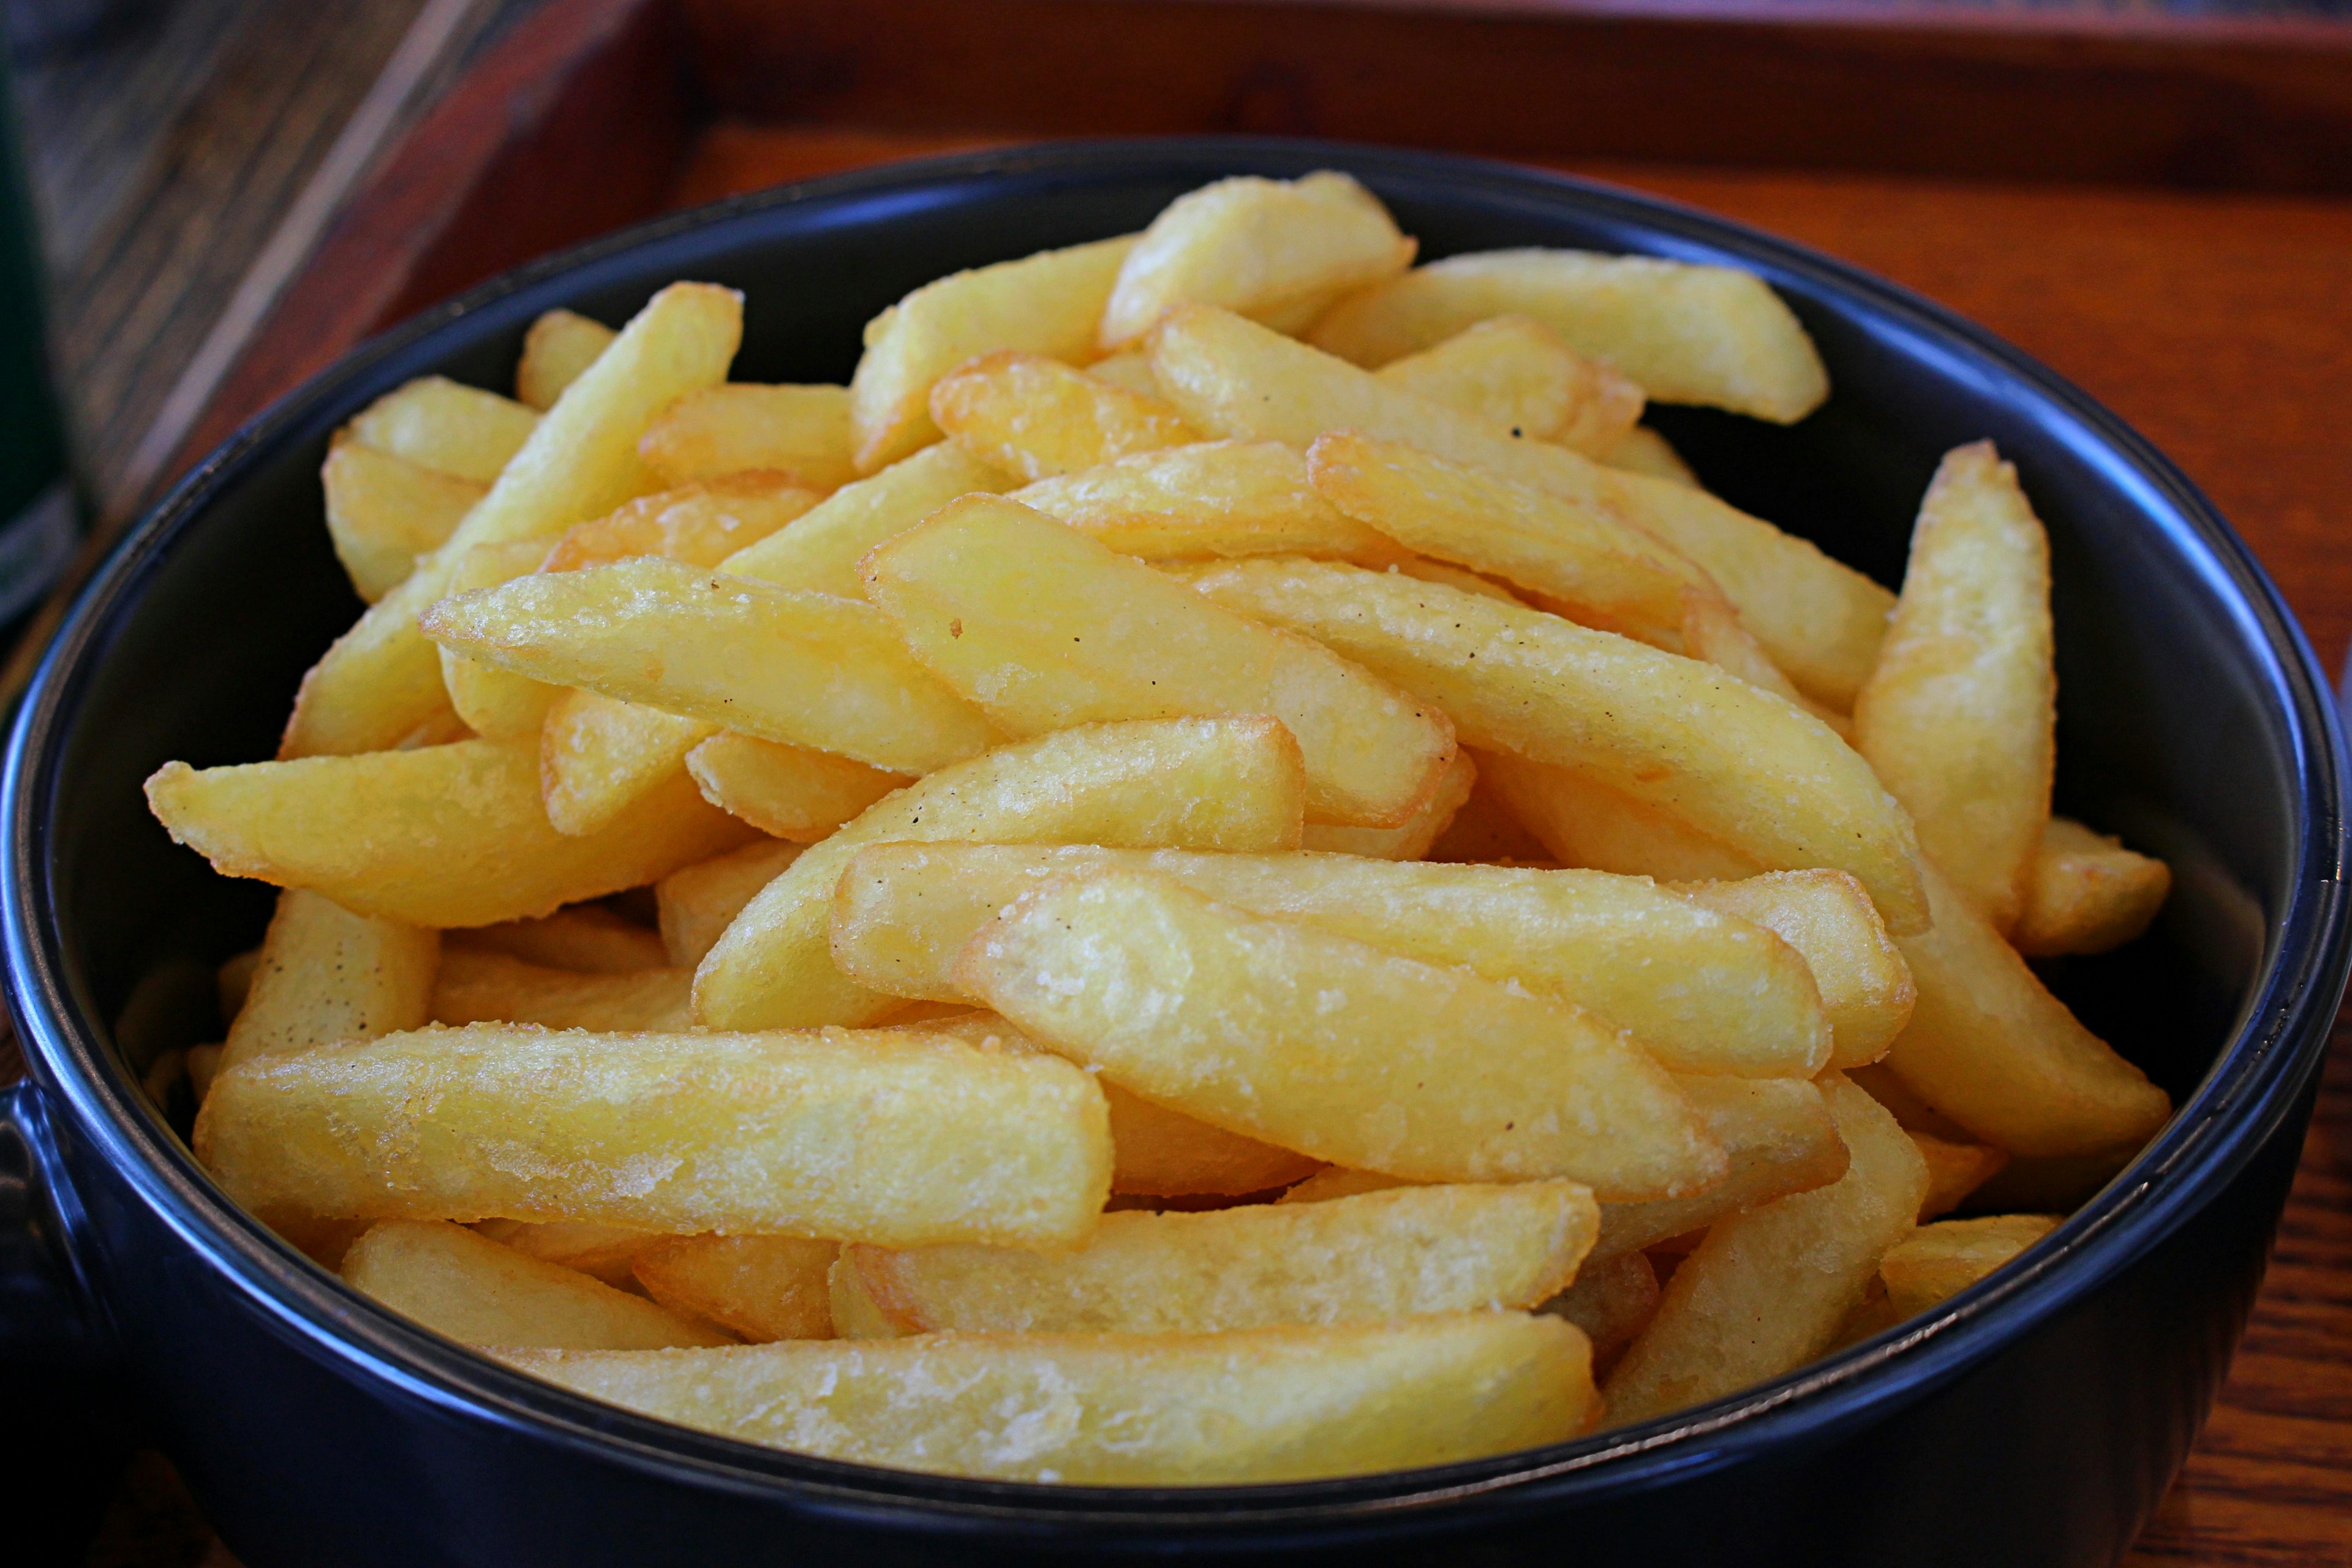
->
xmin=3 ymin=138 xmax=2345 ymax=1568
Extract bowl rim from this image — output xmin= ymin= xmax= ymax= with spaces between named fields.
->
xmin=7 ymin=134 xmax=2348 ymax=1532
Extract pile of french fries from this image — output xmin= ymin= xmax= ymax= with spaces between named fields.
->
xmin=147 ymin=170 xmax=2177 ymax=1486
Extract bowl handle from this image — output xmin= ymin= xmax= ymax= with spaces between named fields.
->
xmin=0 ymin=1080 xmax=113 ymax=1373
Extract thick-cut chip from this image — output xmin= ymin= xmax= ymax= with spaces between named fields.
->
xmin=1376 ymin=315 xmax=1644 ymax=456
xmin=1478 ymin=750 xmax=1760 ymax=881
xmin=1098 ymin=172 xmax=1414 ymax=352
xmin=473 ymin=1219 xmax=664 ymax=1288
xmin=639 ymin=383 xmax=858 ymax=491
xmin=277 ymin=563 xmax=465 ymax=759
xmin=832 ymin=843 xmax=1831 ymax=1078
xmin=437 ymin=540 xmax=562 ymax=741
xmin=147 ymin=739 xmax=754 ymax=929
xmin=1083 ymin=349 xmax=1159 ymax=396
xmin=322 ymin=440 xmax=483 ymax=602
xmin=423 ymin=556 xmax=1003 ymax=774
xmin=1879 ymin=1213 xmax=2059 ymax=1319
xmin=850 ymin=234 xmax=1136 ymax=472
xmin=1602 ymin=1077 xmax=1928 ymax=1425
xmin=197 ymin=1023 xmax=1112 ymax=1246
xmin=429 ymin=949 xmax=692 ymax=1031
xmin=1180 ymin=559 xmax=1926 ymax=930
xmin=693 ymin=716 xmax=1307 ymax=1030
xmin=1672 ymin=869 xmax=1916 ymax=1069
xmin=1912 ymin=1132 xmax=2010 ymax=1221
xmin=2012 ymin=816 xmax=2171 ymax=958
xmin=538 ymin=472 xmax=820 ymax=572
xmin=1153 ymin=307 xmax=1887 ymax=704
xmin=836 ymin=1182 xmax=1596 ymax=1337
xmin=632 ymin=1236 xmax=839 ymax=1341
xmin=864 ymin=496 xmax=1454 ymax=827
xmin=496 ymin=1313 xmax=1592 ymax=1484
xmin=516 ymin=309 xmax=617 ymax=412
xmin=540 ymin=695 xmax=715 ymax=839
xmin=929 ymin=351 xmax=1197 ymax=481
xmin=1883 ymin=857 xmax=2172 ymax=1158
xmin=450 ymin=904 xmax=667 ymax=973
xmin=1605 ymin=426 xmax=1701 ymax=488
xmin=717 ymin=442 xmax=1009 ymax=600
xmin=685 ymin=733 xmax=907 ymax=841
xmin=1306 ymin=248 xmax=1831 ymax=423
xmin=1589 ymin=1076 xmax=1850 ymax=1260
xmin=960 ymin=870 xmax=1722 ymax=1198
xmin=657 ymin=839 xmax=805 ymax=968
xmin=1011 ymin=440 xmax=1406 ymax=566
xmin=219 ymin=889 xmax=439 ymax=1073
xmin=347 ymin=376 xmax=541 ymax=482
xmin=1300 ymin=747 xmax=1476 ymax=860
xmin=1855 ymin=443 xmax=2054 ymax=932
xmin=342 ymin=1221 xmax=730 ymax=1349
xmin=1540 ymin=1250 xmax=1659 ymax=1369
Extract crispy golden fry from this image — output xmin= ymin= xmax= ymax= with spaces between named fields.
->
xmin=639 ymin=383 xmax=858 ymax=491
xmin=423 ymin=556 xmax=1003 ymax=774
xmin=685 ymin=733 xmax=907 ymax=841
xmin=1099 ymin=172 xmax=1414 ymax=352
xmin=1672 ymin=869 xmax=1917 ymax=1069
xmin=1883 ymin=856 xmax=2171 ymax=1157
xmin=1479 ymin=750 xmax=1760 ymax=880
xmin=960 ymin=870 xmax=1723 ymax=1197
xmin=539 ymin=472 xmax=820 ymax=571
xmin=473 ymin=1219 xmax=664 ymax=1289
xmin=1879 ymin=1213 xmax=2058 ymax=1319
xmin=832 ymin=843 xmax=1831 ymax=1077
xmin=540 ymin=695 xmax=714 ymax=839
xmin=1306 ymin=247 xmax=1830 ymax=423
xmin=1153 ymin=307 xmax=1887 ymax=704
xmin=1589 ymin=1076 xmax=1850 ymax=1260
xmin=1300 ymin=746 xmax=1476 ymax=859
xmin=850 ymin=235 xmax=1136 ymax=472
xmin=437 ymin=541 xmax=562 ymax=741
xmin=347 ymin=376 xmax=541 ymax=483
xmin=1540 ymin=1249 xmax=1659 ymax=1369
xmin=692 ymin=716 xmax=1307 ymax=1030
xmin=1180 ymin=559 xmax=1926 ymax=930
xmin=657 ymin=839 xmax=805 ymax=968
xmin=1603 ymin=1077 xmax=1926 ymax=1423
xmin=1083 ymin=349 xmax=1159 ymax=396
xmin=198 ymin=1023 xmax=1112 ymax=1246
xmin=717 ymin=442 xmax=1009 ymax=599
xmin=496 ymin=1313 xmax=1593 ymax=1483
xmin=429 ymin=949 xmax=692 ymax=1031
xmin=864 ymin=496 xmax=1454 ymax=827
xmin=2013 ymin=816 xmax=2171 ymax=957
xmin=1376 ymin=315 xmax=1644 ymax=455
xmin=147 ymin=739 xmax=753 ymax=929
xmin=1011 ymin=440 xmax=1408 ymax=567
xmin=277 ymin=562 xmax=466 ymax=759
xmin=1604 ymin=426 xmax=1701 ymax=488
xmin=1855 ymin=443 xmax=2054 ymax=932
xmin=930 ymin=351 xmax=1196 ymax=481
xmin=322 ymin=440 xmax=483 ymax=602
xmin=448 ymin=904 xmax=667 ymax=973
xmin=837 ymin=1182 xmax=1596 ymax=1337
xmin=631 ymin=1235 xmax=839 ymax=1341
xmin=344 ymin=1221 xmax=731 ymax=1349
xmin=219 ymin=889 xmax=439 ymax=1074
xmin=1912 ymin=1132 xmax=2010 ymax=1222
xmin=516 ymin=309 xmax=617 ymax=412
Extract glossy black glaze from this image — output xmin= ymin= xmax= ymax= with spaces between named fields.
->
xmin=2 ymin=140 xmax=2345 ymax=1567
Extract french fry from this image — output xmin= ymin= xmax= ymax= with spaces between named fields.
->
xmin=1277 ymin=1167 xmax=1406 ymax=1205
xmin=1672 ymin=869 xmax=1917 ymax=1069
xmin=197 ymin=1023 xmax=1113 ymax=1246
xmin=429 ymin=949 xmax=692 ymax=1031
xmin=516 ymin=309 xmax=617 ymax=412
xmin=322 ymin=440 xmax=483 ymax=602
xmin=692 ymin=716 xmax=1308 ymax=1030
xmin=929 ymin=351 xmax=1196 ymax=481
xmin=1153 ymin=306 xmax=1888 ymax=704
xmin=1306 ymin=247 xmax=1831 ymax=424
xmin=657 ymin=839 xmax=805 ymax=968
xmin=638 ymin=383 xmax=859 ymax=491
xmin=1084 ymin=349 xmax=1159 ymax=396
xmin=347 ymin=376 xmax=541 ymax=482
xmin=1478 ymin=750 xmax=1762 ymax=881
xmin=447 ymin=903 xmax=668 ymax=973
xmin=2012 ymin=816 xmax=2171 ymax=957
xmin=831 ymin=843 xmax=1833 ymax=1078
xmin=277 ymin=563 xmax=466 ymax=758
xmin=959 ymin=870 xmax=1724 ymax=1197
xmin=685 ymin=733 xmax=907 ymax=842
xmin=1392 ymin=557 xmax=1525 ymax=605
xmin=147 ymin=739 xmax=755 ymax=928
xmin=1912 ymin=1131 xmax=2010 ymax=1221
xmin=1878 ymin=1213 xmax=2058 ymax=1319
xmin=473 ymin=1219 xmax=664 ymax=1289
xmin=437 ymin=541 xmax=564 ymax=741
xmin=1300 ymin=746 xmax=1476 ymax=859
xmin=1010 ymin=440 xmax=1408 ymax=567
xmin=1845 ymin=1060 xmax=1973 ymax=1140
xmin=1540 ymin=1249 xmax=1659 ymax=1370
xmin=1604 ymin=426 xmax=1702 ymax=488
xmin=1854 ymin=443 xmax=2054 ymax=932
xmin=538 ymin=472 xmax=821 ymax=571
xmin=850 ymin=234 xmax=1136 ymax=472
xmin=422 ymin=556 xmax=1004 ymax=774
xmin=835 ymin=1182 xmax=1596 ymax=1336
xmin=862 ymin=496 xmax=1455 ymax=827
xmin=342 ymin=1221 xmax=731 ymax=1349
xmin=716 ymin=441 xmax=1009 ymax=599
xmin=219 ymin=889 xmax=439 ymax=1074
xmin=1882 ymin=856 xmax=2172 ymax=1157
xmin=540 ymin=695 xmax=715 ymax=839
xmin=1588 ymin=1076 xmax=1851 ymax=1260
xmin=1178 ymin=559 xmax=1927 ymax=930
xmin=1602 ymin=1077 xmax=1927 ymax=1424
xmin=632 ymin=1236 xmax=839 ymax=1341
xmin=1099 ymin=172 xmax=1414 ymax=352
xmin=1376 ymin=315 xmax=1644 ymax=456
xmin=494 ymin=1313 xmax=1593 ymax=1483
